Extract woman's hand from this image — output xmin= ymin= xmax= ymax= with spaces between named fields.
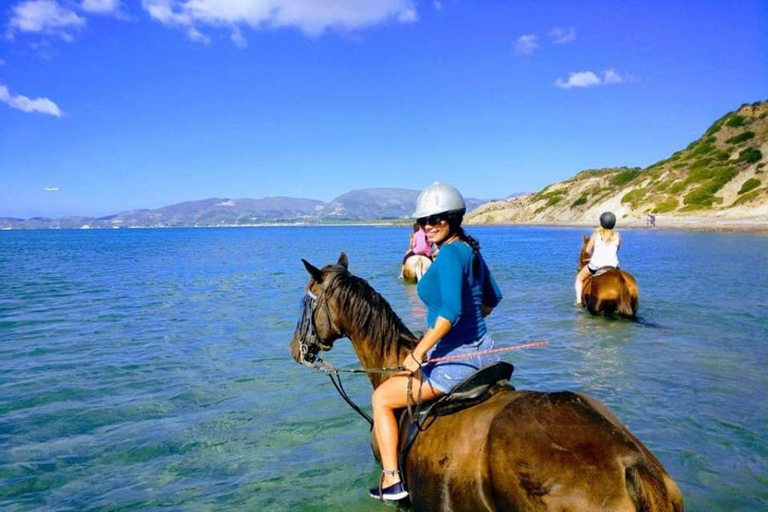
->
xmin=402 ymin=351 xmax=423 ymax=374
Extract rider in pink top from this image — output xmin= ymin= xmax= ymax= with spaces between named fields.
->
xmin=403 ymin=223 xmax=433 ymax=264
xmin=412 ymin=228 xmax=432 ymax=257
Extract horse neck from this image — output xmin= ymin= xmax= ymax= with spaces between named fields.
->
xmin=331 ymin=284 xmax=417 ymax=389
xmin=578 ymin=250 xmax=588 ymax=269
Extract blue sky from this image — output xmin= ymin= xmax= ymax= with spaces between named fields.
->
xmin=1 ymin=0 xmax=766 ymax=218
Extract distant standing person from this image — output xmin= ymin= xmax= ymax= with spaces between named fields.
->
xmin=574 ymin=211 xmax=621 ymax=306
xmin=402 ymin=222 xmax=433 ymax=264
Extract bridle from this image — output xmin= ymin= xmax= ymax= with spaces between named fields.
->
xmin=295 ymin=284 xmax=339 ymax=367
xmin=294 ymin=282 xmax=376 ymax=427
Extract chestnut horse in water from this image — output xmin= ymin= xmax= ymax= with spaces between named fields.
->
xmin=401 ymin=254 xmax=432 ymax=283
xmin=579 ymin=235 xmax=640 ymax=318
xmin=290 ymin=253 xmax=682 ymax=512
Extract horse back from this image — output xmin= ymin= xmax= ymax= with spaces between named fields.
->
xmin=404 ymin=389 xmax=682 ymax=512
xmin=585 ymin=269 xmax=639 ymax=317
xmin=486 ymin=390 xmax=682 ymax=512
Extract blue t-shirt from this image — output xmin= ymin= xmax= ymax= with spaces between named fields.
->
xmin=417 ymin=242 xmax=502 ymax=349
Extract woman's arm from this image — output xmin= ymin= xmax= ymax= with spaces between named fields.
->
xmin=480 ymin=254 xmax=502 ymax=316
xmin=404 ymin=317 xmax=453 ymax=372
xmin=586 ymin=233 xmax=597 ymax=257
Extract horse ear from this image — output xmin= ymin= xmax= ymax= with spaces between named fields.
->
xmin=338 ymin=252 xmax=349 ymax=269
xmin=302 ymin=259 xmax=324 ymax=283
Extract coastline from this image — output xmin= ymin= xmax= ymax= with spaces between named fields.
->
xmin=1 ymin=216 xmax=766 ymax=233
xmin=466 ymin=215 xmax=768 ymax=234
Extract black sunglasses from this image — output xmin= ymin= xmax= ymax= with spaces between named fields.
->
xmin=417 ymin=214 xmax=447 ymax=227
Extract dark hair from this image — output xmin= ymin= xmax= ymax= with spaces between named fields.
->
xmin=445 ymin=214 xmax=482 ymax=270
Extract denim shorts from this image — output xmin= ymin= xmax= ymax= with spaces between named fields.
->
xmin=421 ymin=333 xmax=499 ymax=394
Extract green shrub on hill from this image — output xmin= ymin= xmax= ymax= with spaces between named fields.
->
xmin=738 ymin=147 xmax=762 ymax=164
xmin=571 ymin=195 xmax=588 ymax=208
xmin=668 ymin=181 xmax=686 ymax=194
xmin=725 ymin=131 xmax=755 ymax=145
xmin=652 ymin=197 xmax=679 ymax=213
xmin=738 ymin=178 xmax=761 ymax=195
xmin=732 ymin=188 xmax=762 ymax=206
xmin=725 ymin=115 xmax=746 ymax=127
xmin=681 ymin=166 xmax=739 ymax=209
xmin=683 ymin=183 xmax=721 ymax=209
xmin=684 ymin=164 xmax=738 ymax=187
xmin=611 ymin=169 xmax=643 ymax=186
xmin=533 ymin=187 xmax=567 ymax=206
xmin=621 ymin=189 xmax=647 ymax=207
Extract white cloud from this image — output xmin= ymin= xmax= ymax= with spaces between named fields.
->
xmin=603 ymin=69 xmax=624 ymax=84
xmin=433 ymin=1 xmax=442 ymax=10
xmin=0 ymin=84 xmax=63 ymax=116
xmin=514 ymin=34 xmax=538 ymax=56
xmin=45 ymin=187 xmax=60 ymax=191
xmin=7 ymin=0 xmax=85 ymax=39
xmin=80 ymin=0 xmax=121 ymax=15
xmin=554 ymin=69 xmax=629 ymax=89
xmin=141 ymin=0 xmax=419 ymax=45
xmin=549 ymin=26 xmax=575 ymax=44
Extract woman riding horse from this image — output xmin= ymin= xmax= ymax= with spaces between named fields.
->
xmin=401 ymin=222 xmax=434 ymax=283
xmin=576 ymin=212 xmax=639 ymax=317
xmin=289 ymin=253 xmax=681 ymax=511
xmin=377 ymin=183 xmax=501 ymax=499
xmin=575 ymin=211 xmax=621 ymax=306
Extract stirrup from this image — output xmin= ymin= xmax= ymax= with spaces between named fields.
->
xmin=369 ymin=469 xmax=408 ymax=501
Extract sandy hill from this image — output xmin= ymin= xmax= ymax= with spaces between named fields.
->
xmin=467 ymin=101 xmax=768 ymax=230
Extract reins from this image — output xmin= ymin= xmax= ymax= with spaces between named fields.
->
xmin=295 ymin=274 xmax=550 ymax=429
xmin=308 ymin=341 xmax=550 ymax=428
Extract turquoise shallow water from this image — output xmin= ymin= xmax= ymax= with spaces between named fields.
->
xmin=1 ymin=226 xmax=766 ymax=511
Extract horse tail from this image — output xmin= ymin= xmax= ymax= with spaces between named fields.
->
xmin=415 ymin=256 xmax=432 ymax=282
xmin=415 ymin=260 xmax=425 ymax=281
xmin=625 ymin=462 xmax=684 ymax=512
xmin=617 ymin=271 xmax=639 ymax=318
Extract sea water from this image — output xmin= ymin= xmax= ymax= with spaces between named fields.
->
xmin=1 ymin=226 xmax=766 ymax=511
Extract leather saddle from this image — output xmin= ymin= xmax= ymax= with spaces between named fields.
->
xmin=397 ymin=361 xmax=514 ymax=477
xmin=592 ymin=265 xmax=619 ymax=278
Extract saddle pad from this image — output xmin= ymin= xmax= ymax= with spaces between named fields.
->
xmin=397 ymin=362 xmax=514 ymax=479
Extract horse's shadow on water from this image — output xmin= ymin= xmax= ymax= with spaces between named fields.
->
xmin=575 ymin=307 xmax=666 ymax=330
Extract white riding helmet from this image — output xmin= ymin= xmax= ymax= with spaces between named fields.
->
xmin=413 ymin=182 xmax=466 ymax=218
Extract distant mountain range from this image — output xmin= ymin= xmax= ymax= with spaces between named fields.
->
xmin=0 ymin=188 xmax=490 ymax=230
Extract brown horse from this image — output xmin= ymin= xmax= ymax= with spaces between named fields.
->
xmin=290 ymin=253 xmax=682 ymax=512
xmin=578 ymin=235 xmax=640 ymax=318
xmin=401 ymin=254 xmax=432 ymax=283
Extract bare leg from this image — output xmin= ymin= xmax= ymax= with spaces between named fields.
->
xmin=371 ymin=374 xmax=443 ymax=487
xmin=574 ymin=266 xmax=591 ymax=305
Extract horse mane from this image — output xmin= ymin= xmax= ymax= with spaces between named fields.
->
xmin=323 ymin=267 xmax=418 ymax=359
xmin=578 ymin=235 xmax=591 ymax=270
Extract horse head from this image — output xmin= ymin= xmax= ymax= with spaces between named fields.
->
xmin=289 ymin=252 xmax=350 ymax=367
xmin=289 ymin=252 xmax=418 ymax=379
xmin=578 ymin=234 xmax=591 ymax=271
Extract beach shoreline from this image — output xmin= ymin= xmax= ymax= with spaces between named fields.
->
xmin=466 ymin=216 xmax=768 ymax=234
